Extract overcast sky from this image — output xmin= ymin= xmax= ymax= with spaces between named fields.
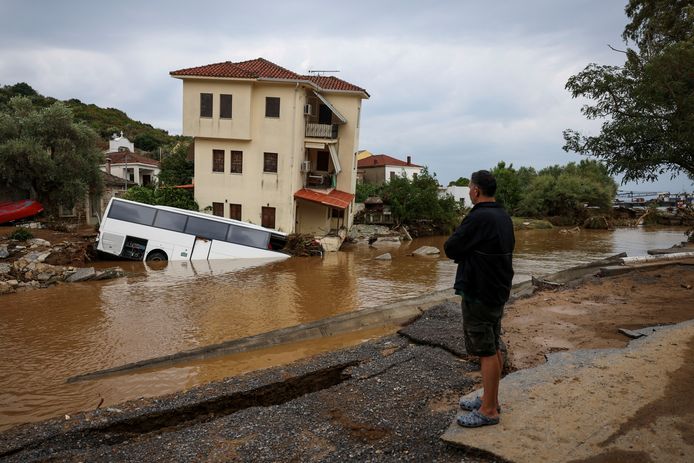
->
xmin=1 ymin=0 xmax=690 ymax=192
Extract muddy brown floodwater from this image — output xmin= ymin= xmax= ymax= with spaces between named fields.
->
xmin=0 ymin=226 xmax=689 ymax=431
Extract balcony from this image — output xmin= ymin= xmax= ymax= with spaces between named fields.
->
xmin=305 ymin=123 xmax=338 ymax=139
xmin=306 ymin=172 xmax=336 ymax=189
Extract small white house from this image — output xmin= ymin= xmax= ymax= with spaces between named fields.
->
xmin=440 ymin=185 xmax=470 ymax=208
xmin=101 ymin=151 xmax=161 ymax=186
xmin=357 ymin=154 xmax=423 ymax=185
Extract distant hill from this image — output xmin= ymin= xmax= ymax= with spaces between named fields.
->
xmin=0 ymin=82 xmax=187 ymax=154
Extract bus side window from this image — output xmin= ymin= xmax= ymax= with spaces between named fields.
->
xmin=108 ymin=201 xmax=156 ymax=226
xmin=227 ymin=225 xmax=270 ymax=248
xmin=185 ymin=216 xmax=228 ymax=241
xmin=153 ymin=210 xmax=187 ymax=232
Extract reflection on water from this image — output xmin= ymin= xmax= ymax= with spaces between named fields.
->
xmin=0 ymin=227 xmax=688 ymax=430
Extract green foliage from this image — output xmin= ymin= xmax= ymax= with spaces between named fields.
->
xmin=158 ymin=140 xmax=194 ymax=186
xmin=0 ymin=96 xmax=103 ymax=210
xmin=448 ymin=176 xmax=469 ymax=187
xmin=355 ymin=181 xmax=383 ymax=203
xmin=123 ymin=185 xmax=199 ymax=211
xmin=563 ymin=0 xmax=694 ymax=182
xmin=8 ymin=228 xmax=33 ymax=241
xmin=515 ymin=161 xmax=616 ymax=219
xmin=0 ymin=82 xmax=187 ymax=154
xmin=380 ymin=168 xmax=459 ymax=228
xmin=487 ymin=162 xmax=538 ymax=213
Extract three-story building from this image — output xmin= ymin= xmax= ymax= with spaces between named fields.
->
xmin=170 ymin=58 xmax=369 ymax=234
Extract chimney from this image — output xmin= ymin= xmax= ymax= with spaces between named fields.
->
xmin=407 ymin=156 xmax=411 ymax=165
xmin=106 ymin=158 xmax=112 ymax=174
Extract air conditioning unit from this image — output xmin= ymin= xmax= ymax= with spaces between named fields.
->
xmin=300 ymin=160 xmax=311 ymax=172
xmin=303 ymin=104 xmax=312 ymax=116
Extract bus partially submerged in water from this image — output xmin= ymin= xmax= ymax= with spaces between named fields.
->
xmin=97 ymin=198 xmax=289 ymax=262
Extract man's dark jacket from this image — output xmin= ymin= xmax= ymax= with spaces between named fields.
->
xmin=444 ymin=202 xmax=515 ymax=307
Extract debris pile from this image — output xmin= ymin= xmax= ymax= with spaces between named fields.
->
xmin=284 ymin=234 xmax=324 ymax=257
xmin=0 ymin=237 xmax=124 ymax=295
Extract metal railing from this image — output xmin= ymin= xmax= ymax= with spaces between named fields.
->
xmin=305 ymin=123 xmax=338 ymax=139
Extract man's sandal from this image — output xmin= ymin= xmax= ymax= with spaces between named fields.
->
xmin=457 ymin=409 xmax=500 ymax=428
xmin=459 ymin=396 xmax=501 ymax=413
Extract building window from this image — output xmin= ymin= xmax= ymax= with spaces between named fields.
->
xmin=212 ymin=202 xmax=224 ymax=217
xmin=230 ymin=150 xmax=243 ymax=173
xmin=200 ymin=93 xmax=213 ymax=118
xmin=220 ymin=94 xmax=232 ymax=119
xmin=389 ymin=171 xmax=396 ymax=181
xmin=263 ymin=152 xmax=278 ymax=173
xmin=265 ymin=97 xmax=280 ymax=118
xmin=316 ymin=151 xmax=329 ymax=171
xmin=262 ymin=206 xmax=276 ymax=229
xmin=229 ymin=203 xmax=242 ymax=221
xmin=331 ymin=208 xmax=344 ymax=219
xmin=213 ymin=149 xmax=225 ymax=172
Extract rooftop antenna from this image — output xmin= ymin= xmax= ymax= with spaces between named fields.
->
xmin=308 ymin=69 xmax=340 ymax=76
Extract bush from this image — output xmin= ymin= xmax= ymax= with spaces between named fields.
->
xmin=122 ymin=185 xmax=199 ymax=211
xmin=380 ymin=168 xmax=459 ymax=230
xmin=9 ymin=227 xmax=33 ymax=241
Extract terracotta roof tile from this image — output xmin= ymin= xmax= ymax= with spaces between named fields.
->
xmin=357 ymin=154 xmax=422 ymax=168
xmin=170 ymin=57 xmax=301 ymax=80
xmin=171 ymin=58 xmax=368 ymax=96
xmin=294 ymin=188 xmax=354 ymax=209
xmin=106 ymin=151 xmax=160 ymax=167
xmin=302 ymin=75 xmax=368 ymax=95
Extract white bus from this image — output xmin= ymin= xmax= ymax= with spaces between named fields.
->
xmin=97 ymin=198 xmax=289 ymax=262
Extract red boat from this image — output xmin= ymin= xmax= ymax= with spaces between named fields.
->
xmin=0 ymin=200 xmax=44 ymax=224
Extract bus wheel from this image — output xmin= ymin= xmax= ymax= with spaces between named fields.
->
xmin=146 ymin=250 xmax=168 ymax=262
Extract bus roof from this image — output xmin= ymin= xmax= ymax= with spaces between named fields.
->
xmin=109 ymin=197 xmax=286 ymax=236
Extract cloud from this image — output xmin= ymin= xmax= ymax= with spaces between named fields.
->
xmin=2 ymin=0 xmax=689 ymax=191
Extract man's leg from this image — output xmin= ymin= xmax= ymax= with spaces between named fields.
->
xmin=478 ymin=352 xmax=501 ymax=418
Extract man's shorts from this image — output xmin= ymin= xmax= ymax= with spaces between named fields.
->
xmin=461 ymin=296 xmax=504 ymax=357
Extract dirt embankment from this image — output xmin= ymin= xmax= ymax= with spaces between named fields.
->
xmin=504 ymin=261 xmax=694 ymax=371
xmin=0 ymin=225 xmax=99 ymax=267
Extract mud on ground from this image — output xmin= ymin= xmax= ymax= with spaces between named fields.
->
xmin=0 ymin=225 xmax=98 ymax=267
xmin=504 ymin=261 xmax=694 ymax=370
xmin=0 ymin=262 xmax=692 ymax=462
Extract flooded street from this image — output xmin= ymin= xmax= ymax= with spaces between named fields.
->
xmin=0 ymin=226 xmax=688 ymax=430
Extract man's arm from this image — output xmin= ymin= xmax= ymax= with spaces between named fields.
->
xmin=444 ymin=216 xmax=481 ymax=260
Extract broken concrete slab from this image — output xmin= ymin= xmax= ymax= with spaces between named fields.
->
xmin=398 ymin=302 xmax=467 ymax=357
xmin=65 ymin=267 xmax=96 ymax=282
xmin=412 ymin=245 xmax=440 ymax=256
xmin=374 ymin=252 xmax=392 ymax=260
xmin=441 ymin=319 xmax=694 ymax=463
xmin=617 ymin=327 xmax=646 ymax=339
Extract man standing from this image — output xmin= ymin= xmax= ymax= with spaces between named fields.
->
xmin=444 ymin=170 xmax=515 ymax=427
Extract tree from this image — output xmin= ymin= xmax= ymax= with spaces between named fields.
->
xmin=517 ymin=161 xmax=616 ymax=219
xmin=563 ymin=0 xmax=694 ymax=182
xmin=122 ymin=185 xmax=198 ymax=211
xmin=448 ymin=176 xmax=470 ymax=187
xmin=355 ymin=181 xmax=382 ymax=203
xmin=489 ymin=162 xmax=537 ymax=213
xmin=380 ymin=168 xmax=459 ymax=228
xmin=158 ymin=140 xmax=194 ymax=186
xmin=0 ymin=96 xmax=103 ymax=210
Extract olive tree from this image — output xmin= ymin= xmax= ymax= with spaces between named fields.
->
xmin=0 ymin=96 xmax=103 ymax=210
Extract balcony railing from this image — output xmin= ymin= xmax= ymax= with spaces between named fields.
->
xmin=306 ymin=123 xmax=338 ymax=139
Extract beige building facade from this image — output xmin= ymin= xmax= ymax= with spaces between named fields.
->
xmin=170 ymin=58 xmax=369 ymax=235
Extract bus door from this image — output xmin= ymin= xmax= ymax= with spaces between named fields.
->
xmin=190 ymin=236 xmax=212 ymax=260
